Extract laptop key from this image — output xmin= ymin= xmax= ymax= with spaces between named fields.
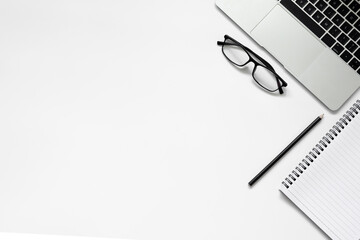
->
xmin=340 ymin=50 xmax=352 ymax=62
xmin=341 ymin=0 xmax=351 ymax=4
xmin=332 ymin=14 xmax=344 ymax=26
xmin=354 ymin=19 xmax=360 ymax=31
xmin=329 ymin=0 xmax=341 ymax=9
xmin=346 ymin=12 xmax=357 ymax=24
xmin=349 ymin=1 xmax=360 ymax=12
xmin=349 ymin=29 xmax=360 ymax=41
xmin=338 ymin=5 xmax=350 ymax=16
xmin=332 ymin=43 xmax=344 ymax=54
xmin=322 ymin=33 xmax=336 ymax=47
xmin=324 ymin=7 xmax=336 ymax=18
xmin=281 ymin=0 xmax=325 ymax=37
xmin=315 ymin=0 xmax=328 ymax=11
xmin=321 ymin=18 xmax=333 ymax=29
xmin=349 ymin=58 xmax=360 ymax=70
xmin=340 ymin=21 xmax=352 ymax=34
xmin=338 ymin=33 xmax=350 ymax=45
xmin=329 ymin=25 xmax=341 ymax=37
xmin=345 ymin=40 xmax=358 ymax=52
xmin=354 ymin=48 xmax=360 ymax=59
xmin=296 ymin=0 xmax=308 ymax=8
xmin=304 ymin=3 xmax=317 ymax=15
xmin=313 ymin=11 xmax=325 ymax=22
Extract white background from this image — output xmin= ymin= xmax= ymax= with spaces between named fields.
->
xmin=0 ymin=233 xmax=127 ymax=240
xmin=0 ymin=0 xmax=358 ymax=239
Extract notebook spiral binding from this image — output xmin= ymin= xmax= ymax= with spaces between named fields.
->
xmin=282 ymin=100 xmax=360 ymax=189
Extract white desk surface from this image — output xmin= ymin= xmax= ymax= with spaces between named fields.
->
xmin=0 ymin=233 xmax=125 ymax=240
xmin=1 ymin=1 xmax=358 ymax=239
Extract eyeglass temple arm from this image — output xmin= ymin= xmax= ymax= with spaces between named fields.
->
xmin=218 ymin=40 xmax=276 ymax=72
xmin=218 ymin=41 xmax=286 ymax=81
xmin=217 ymin=41 xmax=229 ymax=46
xmin=243 ymin=46 xmax=274 ymax=69
xmin=244 ymin=46 xmax=287 ymax=86
xmin=277 ymin=80 xmax=284 ymax=94
xmin=220 ymin=36 xmax=270 ymax=65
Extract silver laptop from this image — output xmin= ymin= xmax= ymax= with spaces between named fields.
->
xmin=216 ymin=0 xmax=360 ymax=110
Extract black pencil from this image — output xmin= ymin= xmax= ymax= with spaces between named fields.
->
xmin=248 ymin=114 xmax=324 ymax=187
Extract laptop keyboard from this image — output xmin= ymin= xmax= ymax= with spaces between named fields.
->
xmin=280 ymin=0 xmax=360 ymax=75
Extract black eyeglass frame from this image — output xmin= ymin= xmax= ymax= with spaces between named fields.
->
xmin=217 ymin=35 xmax=287 ymax=94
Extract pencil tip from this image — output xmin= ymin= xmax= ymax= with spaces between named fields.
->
xmin=320 ymin=114 xmax=324 ymax=119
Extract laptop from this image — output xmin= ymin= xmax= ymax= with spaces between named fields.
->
xmin=216 ymin=0 xmax=360 ymax=111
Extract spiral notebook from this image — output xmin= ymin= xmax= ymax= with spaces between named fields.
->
xmin=280 ymin=100 xmax=360 ymax=240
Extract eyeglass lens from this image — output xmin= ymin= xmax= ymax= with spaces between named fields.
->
xmin=222 ymin=39 xmax=250 ymax=66
xmin=252 ymin=65 xmax=281 ymax=91
xmin=222 ymin=38 xmax=282 ymax=92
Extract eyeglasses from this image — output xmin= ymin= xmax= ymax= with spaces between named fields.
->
xmin=217 ymin=35 xmax=287 ymax=94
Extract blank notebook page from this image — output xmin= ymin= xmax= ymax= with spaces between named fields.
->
xmin=280 ymin=100 xmax=360 ymax=240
